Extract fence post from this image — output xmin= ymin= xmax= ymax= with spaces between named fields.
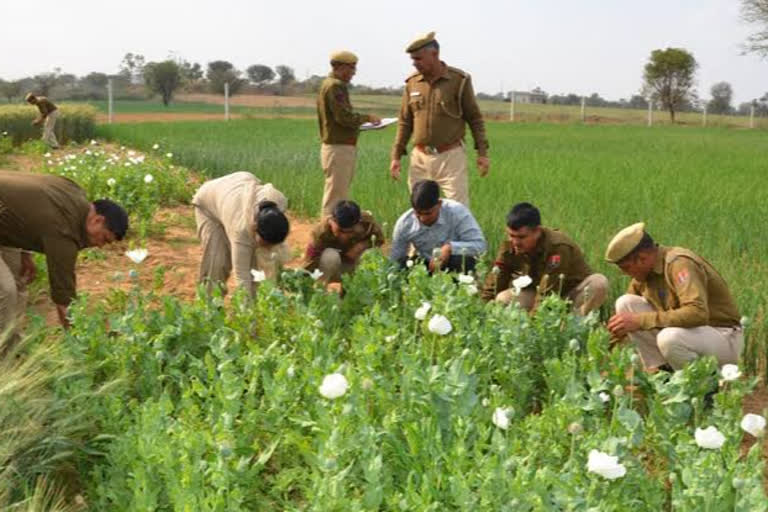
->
xmin=702 ymin=104 xmax=707 ymax=127
xmin=647 ymin=100 xmax=653 ymax=127
xmin=224 ymin=82 xmax=230 ymax=121
xmin=107 ymin=78 xmax=113 ymax=124
xmin=509 ymin=92 xmax=516 ymax=122
xmin=750 ymin=105 xmax=755 ymax=129
xmin=580 ymin=96 xmax=586 ymax=123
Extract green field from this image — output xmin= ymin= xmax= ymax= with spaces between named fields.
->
xmin=97 ymin=119 xmax=768 ymax=371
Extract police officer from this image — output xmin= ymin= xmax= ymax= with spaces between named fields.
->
xmin=605 ymin=222 xmax=742 ymax=371
xmin=482 ymin=202 xmax=608 ymax=315
xmin=390 ymin=31 xmax=489 ymax=206
xmin=317 ymin=51 xmax=381 ymax=218
xmin=25 ymin=93 xmax=59 ymax=149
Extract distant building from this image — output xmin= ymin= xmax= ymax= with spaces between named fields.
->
xmin=510 ymin=89 xmax=547 ymax=104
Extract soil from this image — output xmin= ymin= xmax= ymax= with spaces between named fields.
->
xmin=94 ymin=112 xmax=246 ymax=123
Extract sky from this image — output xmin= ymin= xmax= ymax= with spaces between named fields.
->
xmin=2 ymin=0 xmax=767 ymax=105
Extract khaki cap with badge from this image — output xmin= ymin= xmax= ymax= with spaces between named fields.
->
xmin=406 ymin=31 xmax=437 ymax=53
xmin=605 ymin=222 xmax=646 ymax=263
xmin=330 ymin=51 xmax=358 ymax=65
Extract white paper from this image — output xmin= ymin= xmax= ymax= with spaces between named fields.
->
xmin=360 ymin=117 xmax=398 ymax=131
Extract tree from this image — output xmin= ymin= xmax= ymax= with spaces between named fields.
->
xmin=275 ymin=65 xmax=295 ymax=95
xmin=741 ymin=0 xmax=768 ymax=56
xmin=206 ymin=60 xmax=245 ymax=95
xmin=628 ymin=95 xmax=649 ymax=109
xmin=0 ymin=80 xmax=22 ymax=103
xmin=180 ymin=61 xmax=203 ymax=83
xmin=642 ymin=48 xmax=697 ymax=122
xmin=120 ymin=52 xmax=146 ymax=83
xmin=246 ymin=64 xmax=275 ymax=85
xmin=144 ymin=60 xmax=182 ymax=106
xmin=32 ymin=72 xmax=59 ymax=96
xmin=707 ymin=82 xmax=733 ymax=114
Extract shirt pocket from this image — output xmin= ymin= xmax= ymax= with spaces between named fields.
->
xmin=436 ymin=88 xmax=462 ymax=119
xmin=408 ymin=95 xmax=425 ymax=112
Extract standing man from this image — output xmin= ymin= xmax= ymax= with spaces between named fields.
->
xmin=317 ymin=51 xmax=381 ymax=218
xmin=605 ymin=223 xmax=742 ymax=371
xmin=390 ymin=180 xmax=486 ymax=273
xmin=482 ymin=202 xmax=608 ymax=315
xmin=0 ymin=171 xmax=128 ymax=336
xmin=390 ymin=31 xmax=489 ymax=206
xmin=303 ymin=200 xmax=384 ymax=284
xmin=25 ymin=93 xmax=59 ymax=149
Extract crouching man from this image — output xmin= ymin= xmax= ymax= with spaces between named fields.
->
xmin=605 ymin=222 xmax=742 ymax=371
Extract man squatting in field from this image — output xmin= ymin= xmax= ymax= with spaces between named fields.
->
xmin=605 ymin=222 xmax=743 ymax=371
xmin=316 ymin=51 xmax=381 ymax=218
xmin=482 ymin=202 xmax=609 ymax=315
xmin=0 ymin=171 xmax=128 ymax=339
xmin=390 ymin=180 xmax=486 ymax=273
xmin=303 ymin=200 xmax=384 ymax=286
xmin=390 ymin=31 xmax=490 ymax=207
xmin=192 ymin=172 xmax=290 ymax=296
xmin=25 ymin=92 xmax=59 ymax=149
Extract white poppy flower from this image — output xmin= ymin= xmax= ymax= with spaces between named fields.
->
xmin=598 ymin=392 xmax=610 ymax=403
xmin=491 ymin=266 xmax=501 ymax=275
xmin=166 ymin=152 xmax=173 ymax=158
xmin=107 ymin=178 xmax=116 ymax=187
xmin=587 ymin=450 xmax=626 ymax=479
xmin=466 ymin=284 xmax=478 ymax=295
xmin=144 ymin=174 xmax=154 ymax=184
xmin=309 ymin=268 xmax=323 ymax=280
xmin=251 ymin=269 xmax=266 ymax=282
xmin=43 ymin=152 xmax=51 ymax=157
xmin=458 ymin=273 xmax=474 ymax=284
xmin=318 ymin=373 xmax=348 ymax=399
xmin=406 ymin=259 xmax=415 ymax=268
xmin=286 ymin=365 xmax=295 ymax=378
xmin=741 ymin=413 xmax=766 ymax=438
xmin=414 ymin=301 xmax=431 ymax=320
xmin=492 ymin=407 xmax=510 ymax=430
xmin=512 ymin=275 xmax=533 ymax=292
xmin=127 ymin=150 xmax=136 ymax=156
xmin=721 ymin=364 xmax=741 ymax=381
xmin=47 ymin=160 xmax=53 ymax=165
xmin=695 ymin=426 xmax=726 ymax=449
xmin=428 ymin=314 xmax=452 ymax=335
xmin=384 ymin=335 xmax=396 ymax=343
xmin=125 ymin=248 xmax=148 ymax=264
xmin=90 ymin=139 xmax=97 ymax=145
xmin=152 ymin=143 xmax=160 ymax=150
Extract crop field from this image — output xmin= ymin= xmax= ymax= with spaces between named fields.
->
xmin=2 ymin=118 xmax=768 ymax=510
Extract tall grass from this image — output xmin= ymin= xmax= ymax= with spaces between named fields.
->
xmin=97 ymin=119 xmax=768 ymax=375
xmin=0 ymin=104 xmax=97 ymax=146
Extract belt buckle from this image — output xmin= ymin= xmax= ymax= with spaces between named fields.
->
xmin=426 ymin=145 xmax=439 ymax=155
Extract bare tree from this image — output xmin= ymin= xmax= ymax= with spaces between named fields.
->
xmin=741 ymin=0 xmax=768 ymax=56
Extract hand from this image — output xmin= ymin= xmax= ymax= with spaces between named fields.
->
xmin=607 ymin=312 xmax=641 ymax=338
xmin=439 ymin=243 xmax=452 ymax=264
xmin=343 ymin=241 xmax=368 ymax=263
xmin=19 ymin=252 xmax=37 ymax=285
xmin=390 ymin=159 xmax=401 ymax=181
xmin=368 ymin=115 xmax=382 ymax=125
xmin=477 ymin=156 xmax=490 ymax=177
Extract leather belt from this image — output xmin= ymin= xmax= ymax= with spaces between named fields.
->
xmin=415 ymin=140 xmax=462 ymax=155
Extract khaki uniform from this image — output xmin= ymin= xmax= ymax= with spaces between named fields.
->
xmin=192 ymin=172 xmax=290 ymax=296
xmin=316 ymin=74 xmax=373 ymax=217
xmin=482 ymin=227 xmax=608 ymax=315
xmin=303 ymin=211 xmax=384 ymax=282
xmin=34 ymin=97 xmax=59 ymax=148
xmin=391 ymin=63 xmax=488 ymax=206
xmin=0 ymin=172 xmax=90 ymax=339
xmin=616 ymin=246 xmax=742 ymax=370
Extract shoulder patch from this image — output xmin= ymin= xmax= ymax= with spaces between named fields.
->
xmin=546 ymin=254 xmax=561 ymax=271
xmin=676 ymin=269 xmax=690 ymax=285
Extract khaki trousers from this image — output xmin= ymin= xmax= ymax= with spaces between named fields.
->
xmin=0 ymin=248 xmax=27 ymax=346
xmin=43 ymin=109 xmax=59 ymax=149
xmin=495 ymin=273 xmax=609 ymax=315
xmin=194 ymin=208 xmax=286 ymax=295
xmin=407 ymin=145 xmax=469 ymax=206
xmin=317 ymin=248 xmax=358 ymax=284
xmin=615 ymin=294 xmax=743 ymax=370
xmin=320 ymin=144 xmax=357 ymax=218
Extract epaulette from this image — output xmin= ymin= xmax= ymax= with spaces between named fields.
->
xmin=446 ymin=66 xmax=469 ymax=78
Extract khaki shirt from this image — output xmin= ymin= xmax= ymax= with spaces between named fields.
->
xmin=192 ymin=172 xmax=289 ymax=294
xmin=627 ymin=246 xmax=740 ymax=329
xmin=34 ymin=97 xmax=57 ymax=118
xmin=391 ymin=63 xmax=488 ymax=160
xmin=0 ymin=171 xmax=89 ymax=305
xmin=482 ymin=227 xmax=591 ymax=301
xmin=317 ymin=74 xmax=371 ymax=145
xmin=303 ymin=211 xmax=384 ymax=270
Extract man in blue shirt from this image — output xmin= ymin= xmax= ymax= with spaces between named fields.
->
xmin=390 ymin=180 xmax=486 ymax=272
